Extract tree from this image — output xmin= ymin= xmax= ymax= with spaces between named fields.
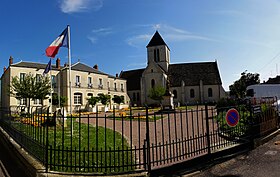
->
xmin=112 ymin=95 xmax=124 ymax=105
xmin=52 ymin=93 xmax=67 ymax=107
xmin=87 ymin=96 xmax=100 ymax=107
xmin=229 ymin=71 xmax=260 ymax=98
xmin=148 ymin=86 xmax=166 ymax=106
xmin=9 ymin=73 xmax=51 ymax=111
xmin=97 ymin=93 xmax=111 ymax=106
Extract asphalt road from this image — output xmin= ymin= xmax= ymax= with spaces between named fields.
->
xmin=0 ymin=138 xmax=29 ymax=177
xmin=192 ymin=132 xmax=280 ymax=177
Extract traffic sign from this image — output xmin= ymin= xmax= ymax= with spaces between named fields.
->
xmin=225 ymin=108 xmax=240 ymax=127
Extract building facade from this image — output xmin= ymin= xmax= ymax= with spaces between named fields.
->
xmin=1 ymin=57 xmax=129 ymax=113
xmin=120 ymin=31 xmax=226 ymax=106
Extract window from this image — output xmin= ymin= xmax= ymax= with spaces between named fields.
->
xmin=154 ymin=49 xmax=160 ymax=62
xmin=173 ymin=90 xmax=177 ymax=99
xmin=87 ymin=93 xmax=93 ymax=98
xmin=137 ymin=92 xmax=140 ymax=101
xmin=34 ymin=99 xmax=42 ymax=105
xmin=74 ymin=93 xmax=82 ymax=104
xmin=121 ymin=83 xmax=124 ymax=91
xmin=114 ymin=83 xmax=117 ymax=91
xmin=20 ymin=73 xmax=25 ymax=82
xmin=107 ymin=81 xmax=110 ymax=90
xmin=151 ymin=79 xmax=155 ymax=88
xmin=20 ymin=98 xmax=27 ymax=105
xmin=76 ymin=75 xmax=80 ymax=87
xmin=88 ymin=77 xmax=92 ymax=88
xmin=133 ymin=93 xmax=136 ymax=101
xmin=99 ymin=78 xmax=103 ymax=89
xmin=51 ymin=75 xmax=56 ymax=88
xmin=208 ymin=88 xmax=213 ymax=97
xmin=190 ymin=89 xmax=195 ymax=98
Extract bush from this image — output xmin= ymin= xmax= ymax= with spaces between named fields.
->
xmin=216 ymin=98 xmax=237 ymax=109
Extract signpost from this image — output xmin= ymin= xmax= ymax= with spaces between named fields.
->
xmin=226 ymin=108 xmax=240 ymax=127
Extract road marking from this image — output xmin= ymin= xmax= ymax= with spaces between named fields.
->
xmin=264 ymin=150 xmax=278 ymax=155
xmin=0 ymin=160 xmax=10 ymax=177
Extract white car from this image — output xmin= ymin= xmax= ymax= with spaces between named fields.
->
xmin=273 ymin=100 xmax=280 ymax=116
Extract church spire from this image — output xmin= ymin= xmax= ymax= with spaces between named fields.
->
xmin=146 ymin=31 xmax=168 ymax=48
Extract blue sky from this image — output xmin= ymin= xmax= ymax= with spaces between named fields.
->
xmin=1 ymin=0 xmax=280 ymax=91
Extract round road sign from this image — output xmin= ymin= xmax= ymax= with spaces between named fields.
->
xmin=225 ymin=108 xmax=239 ymax=127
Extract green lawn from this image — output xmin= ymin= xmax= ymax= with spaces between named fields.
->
xmin=10 ymin=116 xmax=134 ymax=173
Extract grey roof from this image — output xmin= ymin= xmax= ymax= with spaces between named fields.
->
xmin=120 ymin=69 xmax=145 ymax=90
xmin=11 ymin=61 xmax=61 ymax=71
xmin=146 ymin=31 xmax=168 ymax=48
xmin=168 ymin=62 xmax=222 ymax=87
xmin=71 ymin=62 xmax=107 ymax=75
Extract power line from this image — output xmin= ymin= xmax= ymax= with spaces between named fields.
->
xmin=257 ymin=51 xmax=280 ymax=72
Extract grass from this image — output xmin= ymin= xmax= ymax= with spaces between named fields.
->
xmin=10 ymin=116 xmax=134 ymax=173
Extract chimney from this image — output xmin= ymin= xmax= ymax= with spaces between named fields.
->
xmin=56 ymin=58 xmax=61 ymax=69
xmin=93 ymin=64 xmax=98 ymax=70
xmin=9 ymin=56 xmax=13 ymax=66
xmin=116 ymin=73 xmax=118 ymax=77
xmin=3 ymin=66 xmax=6 ymax=73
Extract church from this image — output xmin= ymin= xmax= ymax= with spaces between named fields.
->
xmin=120 ymin=31 xmax=226 ymax=106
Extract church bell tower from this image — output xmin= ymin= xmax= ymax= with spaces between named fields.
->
xmin=146 ymin=31 xmax=170 ymax=72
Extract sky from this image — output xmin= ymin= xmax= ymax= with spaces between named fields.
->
xmin=2 ymin=0 xmax=280 ymax=91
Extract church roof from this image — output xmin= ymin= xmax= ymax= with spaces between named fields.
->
xmin=168 ymin=62 xmax=222 ymax=87
xmin=146 ymin=31 xmax=168 ymax=48
xmin=120 ymin=68 xmax=145 ymax=90
xmin=121 ymin=61 xmax=222 ymax=91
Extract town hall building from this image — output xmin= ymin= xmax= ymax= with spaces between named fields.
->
xmin=120 ymin=31 xmax=226 ymax=106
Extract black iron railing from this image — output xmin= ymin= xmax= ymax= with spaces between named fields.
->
xmin=0 ymin=98 xmax=279 ymax=175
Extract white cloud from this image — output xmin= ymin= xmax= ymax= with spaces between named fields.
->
xmin=60 ymin=0 xmax=103 ymax=14
xmin=126 ymin=34 xmax=151 ymax=47
xmin=92 ymin=28 xmax=113 ymax=35
xmin=87 ymin=27 xmax=113 ymax=44
xmin=126 ymin=23 xmax=216 ymax=47
xmin=87 ymin=36 xmax=97 ymax=44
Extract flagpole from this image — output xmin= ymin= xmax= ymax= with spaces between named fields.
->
xmin=67 ymin=25 xmax=73 ymax=133
xmin=49 ymin=59 xmax=53 ymax=113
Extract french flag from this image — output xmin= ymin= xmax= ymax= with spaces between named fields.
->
xmin=45 ymin=27 xmax=68 ymax=58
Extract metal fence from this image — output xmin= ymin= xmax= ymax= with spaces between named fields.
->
xmin=0 ymin=98 xmax=279 ymax=175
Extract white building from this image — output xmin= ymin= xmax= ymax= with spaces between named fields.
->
xmin=1 ymin=57 xmax=129 ymax=113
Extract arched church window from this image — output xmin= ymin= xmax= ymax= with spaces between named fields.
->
xmin=190 ymin=89 xmax=195 ymax=98
xmin=151 ymin=79 xmax=155 ymax=88
xmin=173 ymin=90 xmax=177 ymax=99
xmin=208 ymin=88 xmax=213 ymax=97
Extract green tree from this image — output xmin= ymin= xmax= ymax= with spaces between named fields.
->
xmin=112 ymin=95 xmax=124 ymax=105
xmin=87 ymin=96 xmax=100 ymax=107
xmin=229 ymin=71 xmax=260 ymax=98
xmin=52 ymin=93 xmax=67 ymax=107
xmin=9 ymin=73 xmax=51 ymax=111
xmin=98 ymin=93 xmax=111 ymax=106
xmin=148 ymin=86 xmax=166 ymax=106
